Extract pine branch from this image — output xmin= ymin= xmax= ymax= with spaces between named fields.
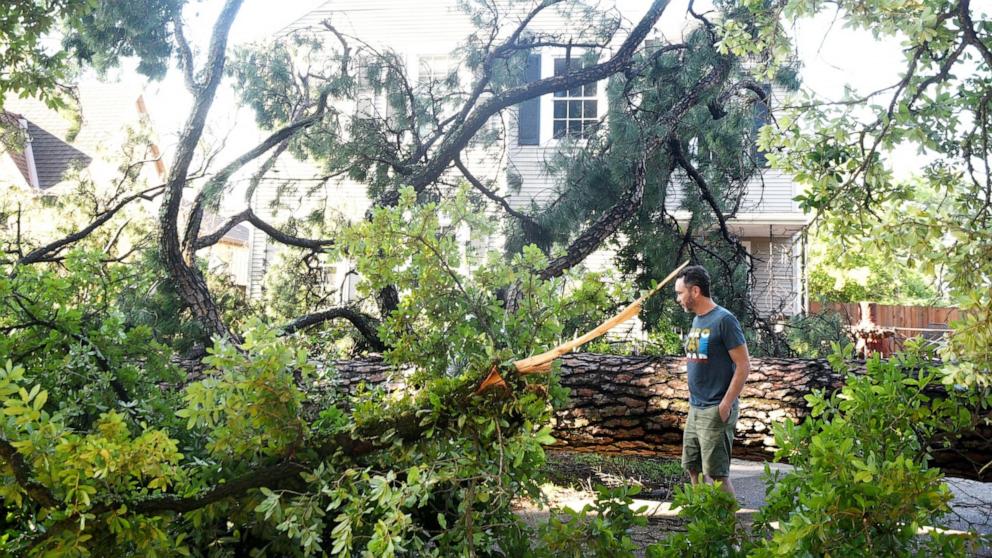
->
xmin=280 ymin=307 xmax=385 ymax=351
xmin=193 ymin=208 xmax=335 ymax=252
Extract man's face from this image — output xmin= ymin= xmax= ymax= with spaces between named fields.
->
xmin=674 ymin=278 xmax=698 ymax=313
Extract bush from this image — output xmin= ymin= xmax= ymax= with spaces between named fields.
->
xmin=651 ymin=344 xmax=980 ymax=557
xmin=646 ymin=482 xmax=751 ymax=557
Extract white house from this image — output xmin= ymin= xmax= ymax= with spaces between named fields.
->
xmin=239 ymin=0 xmax=809 ymax=318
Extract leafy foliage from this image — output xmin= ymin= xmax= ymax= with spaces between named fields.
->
xmin=651 ymin=344 xmax=982 ymax=557
xmin=4 ymin=0 xmax=992 ymax=555
xmin=0 ymin=0 xmax=90 ymax=109
xmin=759 ymin=0 xmax=992 ymax=386
xmin=646 ymin=482 xmax=748 ymax=558
xmin=526 ymin=485 xmax=649 ymax=558
xmin=807 ymin=227 xmax=942 ymax=305
xmin=341 ymin=186 xmax=616 ymax=378
xmin=0 ymin=188 xmax=635 ymax=555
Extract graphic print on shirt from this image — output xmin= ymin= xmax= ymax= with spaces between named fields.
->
xmin=685 ymin=327 xmax=711 ymax=362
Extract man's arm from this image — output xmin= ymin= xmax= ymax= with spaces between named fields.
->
xmin=720 ymin=344 xmax=751 ymax=422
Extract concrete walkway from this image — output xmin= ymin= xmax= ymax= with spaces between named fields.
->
xmin=532 ymin=459 xmax=992 ymax=535
xmin=725 ymin=459 xmax=992 ymax=535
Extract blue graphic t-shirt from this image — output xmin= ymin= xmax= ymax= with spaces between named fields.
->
xmin=684 ymin=305 xmax=746 ymax=408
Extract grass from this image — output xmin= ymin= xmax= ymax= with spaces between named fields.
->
xmin=541 ymin=451 xmax=686 ymax=500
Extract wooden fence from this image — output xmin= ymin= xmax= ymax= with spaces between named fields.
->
xmin=808 ymin=301 xmax=960 ymax=356
xmin=809 ymin=302 xmax=960 ymax=330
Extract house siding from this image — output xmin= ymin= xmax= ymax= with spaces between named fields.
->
xmin=747 ymin=234 xmax=803 ymax=317
xmin=664 ymin=168 xmax=798 ymax=214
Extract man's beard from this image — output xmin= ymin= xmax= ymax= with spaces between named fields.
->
xmin=682 ymin=295 xmax=695 ymax=312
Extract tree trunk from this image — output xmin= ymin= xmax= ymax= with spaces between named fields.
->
xmin=330 ymin=353 xmax=992 ymax=481
xmin=552 ymin=354 xmax=992 ymax=482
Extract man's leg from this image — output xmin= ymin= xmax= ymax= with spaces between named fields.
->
xmin=682 ymin=406 xmax=703 ymax=484
xmin=699 ymin=402 xmax=739 ymax=495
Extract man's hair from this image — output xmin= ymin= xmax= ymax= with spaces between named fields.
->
xmin=677 ymin=265 xmax=711 ymax=297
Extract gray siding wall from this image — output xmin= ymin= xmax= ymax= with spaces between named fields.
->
xmin=664 ymin=168 xmax=799 ymax=214
xmin=747 ymin=234 xmax=803 ymax=317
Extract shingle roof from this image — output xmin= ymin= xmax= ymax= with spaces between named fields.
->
xmin=1 ymin=81 xmax=143 ymax=190
xmin=24 ymin=118 xmax=92 ymax=189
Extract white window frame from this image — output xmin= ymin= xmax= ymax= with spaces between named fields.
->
xmin=538 ymin=50 xmax=608 ymax=146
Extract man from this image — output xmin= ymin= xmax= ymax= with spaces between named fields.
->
xmin=674 ymin=265 xmax=750 ymax=496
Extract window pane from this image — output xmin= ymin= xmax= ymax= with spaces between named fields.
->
xmin=568 ymin=100 xmax=582 ymax=118
xmin=553 ymin=120 xmax=566 ymax=138
xmin=554 ymin=101 xmax=566 ymax=118
xmin=554 ymin=89 xmax=566 ymax=97
xmin=583 ymin=82 xmax=598 ymax=97
xmin=554 ymin=58 xmax=566 ymax=76
xmin=584 ymin=100 xmax=597 ymax=119
xmin=568 ymin=86 xmax=582 ymax=97
xmin=569 ymin=120 xmax=582 ymax=136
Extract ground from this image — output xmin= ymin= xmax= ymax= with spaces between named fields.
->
xmin=517 ymin=451 xmax=992 ymax=556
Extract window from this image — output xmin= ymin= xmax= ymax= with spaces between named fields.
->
xmin=552 ymin=58 xmax=598 ymax=139
xmin=417 ymin=55 xmax=452 ymax=87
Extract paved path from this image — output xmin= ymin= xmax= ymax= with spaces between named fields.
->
xmin=725 ymin=459 xmax=992 ymax=535
xmin=519 ymin=459 xmax=992 ymax=555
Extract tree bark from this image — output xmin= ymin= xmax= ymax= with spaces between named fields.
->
xmin=331 ymin=353 xmax=992 ymax=481
xmin=552 ymin=354 xmax=992 ymax=481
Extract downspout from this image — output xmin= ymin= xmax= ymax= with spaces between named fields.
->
xmin=18 ymin=119 xmax=40 ymax=189
xmin=800 ymin=226 xmax=809 ymax=315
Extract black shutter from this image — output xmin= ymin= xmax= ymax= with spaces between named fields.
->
xmin=753 ymin=84 xmax=772 ymax=167
xmin=517 ymin=54 xmax=541 ymax=146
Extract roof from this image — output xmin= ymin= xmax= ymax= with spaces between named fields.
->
xmin=20 ymin=116 xmax=92 ymax=189
xmin=1 ymin=80 xmax=148 ymax=191
xmin=199 ymin=211 xmax=250 ymax=246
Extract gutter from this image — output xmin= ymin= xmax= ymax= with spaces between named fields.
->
xmin=18 ymin=118 xmax=40 ymax=189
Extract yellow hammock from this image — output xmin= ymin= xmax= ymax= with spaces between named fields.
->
xmin=477 ymin=260 xmax=689 ymax=393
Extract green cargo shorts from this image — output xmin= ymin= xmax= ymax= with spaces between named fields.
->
xmin=682 ymin=400 xmax=739 ymax=479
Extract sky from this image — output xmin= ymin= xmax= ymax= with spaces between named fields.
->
xmin=128 ymin=0 xmax=914 ymax=205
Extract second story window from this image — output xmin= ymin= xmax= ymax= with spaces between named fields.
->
xmin=552 ymin=58 xmax=598 ymax=139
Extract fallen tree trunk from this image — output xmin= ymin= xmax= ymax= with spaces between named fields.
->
xmin=551 ymin=354 xmax=834 ymax=461
xmin=553 ymin=354 xmax=992 ymax=482
xmin=333 ymin=353 xmax=992 ymax=481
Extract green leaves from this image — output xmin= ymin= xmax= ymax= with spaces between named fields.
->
xmin=646 ymin=482 xmax=747 ymax=558
xmin=180 ymin=321 xmax=312 ymax=461
xmin=756 ymin=352 xmax=973 ymax=556
xmin=529 ymin=484 xmax=648 ymax=558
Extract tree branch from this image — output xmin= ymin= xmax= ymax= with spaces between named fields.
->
xmin=378 ymin=0 xmax=674 ymax=207
xmin=193 ymin=208 xmax=335 ymax=252
xmin=17 ymin=184 xmax=165 ymax=266
xmin=959 ymin=0 xmax=992 ymax=68
xmin=539 ymin=158 xmax=646 ymax=281
xmin=173 ymin=11 xmax=198 ymax=92
xmin=183 ymin=90 xmax=331 ymax=257
xmin=0 ymin=437 xmax=58 ymax=508
xmin=453 ymin=155 xmax=546 ymax=235
xmin=670 ymin=137 xmax=742 ymax=250
xmin=280 ymin=307 xmax=385 ymax=351
xmin=535 ymin=56 xmax=729 ymax=280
